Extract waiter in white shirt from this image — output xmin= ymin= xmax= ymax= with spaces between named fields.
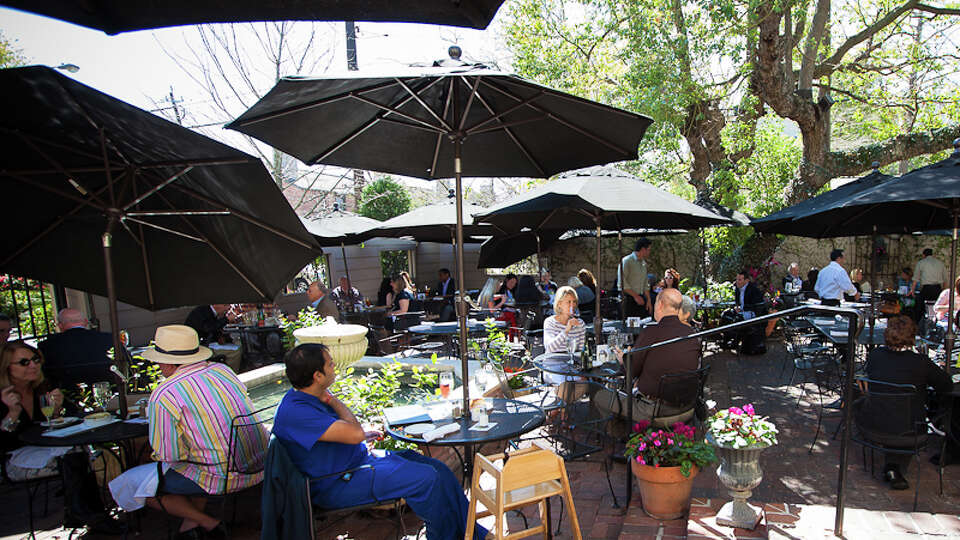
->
xmin=814 ymin=249 xmax=859 ymax=306
xmin=910 ymin=248 xmax=947 ymax=320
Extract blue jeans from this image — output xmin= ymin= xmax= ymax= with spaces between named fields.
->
xmin=311 ymin=450 xmax=487 ymax=540
xmin=161 ymin=469 xmax=207 ymax=496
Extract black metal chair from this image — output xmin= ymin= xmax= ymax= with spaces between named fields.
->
xmin=851 ymin=377 xmax=942 ymax=511
xmin=1 ymin=453 xmax=58 ymax=539
xmin=154 ymin=405 xmax=273 ymax=537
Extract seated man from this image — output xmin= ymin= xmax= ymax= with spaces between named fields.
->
xmin=183 ymin=304 xmax=242 ymax=372
xmin=272 ymin=344 xmax=487 ymax=540
xmin=306 ymin=281 xmax=341 ymax=320
xmin=435 ymin=268 xmax=457 ymax=322
xmin=143 ymin=325 xmax=268 ymax=540
xmin=330 ymin=276 xmax=363 ymax=312
xmin=38 ymin=308 xmax=112 ymax=387
xmin=599 ymin=289 xmax=700 ymax=421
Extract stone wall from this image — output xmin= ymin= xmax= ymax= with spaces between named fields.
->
xmin=538 ymin=230 xmax=955 ymax=294
xmin=540 ymin=233 xmax=704 ymax=290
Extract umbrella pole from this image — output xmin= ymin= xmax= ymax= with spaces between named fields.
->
xmin=341 ymin=242 xmax=353 ymax=310
xmin=595 ymin=221 xmax=603 ymax=338
xmin=619 ymin=231 xmax=625 ymax=322
xmin=102 ymin=216 xmax=129 ymax=419
xmin=870 ymin=226 xmax=876 ymax=343
xmin=453 ymin=139 xmax=471 ymax=422
xmin=946 ymin=210 xmax=958 ymax=375
xmin=536 ymin=233 xmax=542 ymax=280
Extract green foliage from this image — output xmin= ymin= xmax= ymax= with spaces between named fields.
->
xmin=683 ymin=279 xmax=735 ymax=302
xmin=0 ymin=277 xmax=56 ymax=338
xmin=379 ymin=250 xmax=410 ymax=278
xmin=278 ymin=306 xmax=331 ymax=350
xmin=358 ymin=177 xmax=411 ymax=221
xmin=0 ymin=32 xmax=26 ymax=68
xmin=469 ymin=318 xmax=512 ymax=368
xmin=106 ymin=347 xmax=163 ymax=394
xmin=625 ymin=421 xmax=716 ymax=477
xmin=332 ymin=355 xmax=440 ymax=451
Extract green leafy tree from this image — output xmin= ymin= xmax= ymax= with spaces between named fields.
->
xmin=0 ymin=31 xmax=26 ymax=68
xmin=359 ymin=177 xmax=413 ymax=276
xmin=358 ymin=176 xmax=412 ymax=221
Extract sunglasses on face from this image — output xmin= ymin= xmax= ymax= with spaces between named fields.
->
xmin=15 ymin=355 xmax=42 ymax=367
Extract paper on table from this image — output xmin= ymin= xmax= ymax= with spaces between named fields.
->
xmin=469 ymin=422 xmax=498 ymax=432
xmin=43 ymin=418 xmax=121 ymax=438
xmin=423 ymin=423 xmax=460 ymax=442
xmin=383 ymin=404 xmax=431 ymax=426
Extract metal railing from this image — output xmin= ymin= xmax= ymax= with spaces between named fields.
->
xmin=1 ymin=274 xmax=58 ymax=341
xmin=621 ymin=304 xmax=861 ymax=537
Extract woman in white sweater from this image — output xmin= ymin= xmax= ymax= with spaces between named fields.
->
xmin=542 ymin=286 xmax=589 ymax=402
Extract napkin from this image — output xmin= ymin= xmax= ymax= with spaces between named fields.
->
xmin=43 ymin=418 xmax=121 ymax=438
xmin=9 ymin=445 xmax=71 ymax=469
xmin=423 ymin=423 xmax=460 ymax=442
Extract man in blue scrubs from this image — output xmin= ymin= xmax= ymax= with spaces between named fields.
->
xmin=272 ymin=344 xmax=487 ymax=540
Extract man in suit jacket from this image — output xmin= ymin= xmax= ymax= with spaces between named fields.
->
xmin=38 ymin=308 xmax=113 ymax=388
xmin=184 ymin=304 xmax=234 ymax=345
xmin=306 ymin=281 xmax=341 ymax=320
xmin=435 ymin=268 xmax=456 ymax=322
xmin=734 ymin=270 xmax=766 ymax=319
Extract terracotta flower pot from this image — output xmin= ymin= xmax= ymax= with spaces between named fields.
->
xmin=630 ymin=460 xmax=699 ymax=520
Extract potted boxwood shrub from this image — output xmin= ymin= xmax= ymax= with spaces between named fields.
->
xmin=625 ymin=420 xmax=716 ymax=519
xmin=706 ymin=403 xmax=779 ymax=529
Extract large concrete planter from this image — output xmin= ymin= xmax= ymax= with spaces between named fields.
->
xmin=708 ymin=434 xmax=771 ymax=530
xmin=293 ymin=323 xmax=368 ymax=370
xmin=630 ymin=460 xmax=699 ymax=520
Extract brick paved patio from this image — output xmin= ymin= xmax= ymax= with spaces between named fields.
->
xmin=3 ymin=338 xmax=959 ymax=539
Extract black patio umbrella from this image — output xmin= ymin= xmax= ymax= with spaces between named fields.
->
xmin=0 ymin=66 xmax=320 ymax=415
xmin=751 ymin=165 xmax=892 ymax=236
xmin=1 ymin=0 xmax=506 ymax=34
xmin=372 ymin=197 xmax=495 ymax=243
xmin=477 ymin=229 xmax=563 ymax=269
xmin=474 ymin=165 xmax=733 ymax=335
xmin=558 ymin=228 xmax=688 ymax=240
xmin=227 ymin=53 xmax=654 ymax=419
xmin=301 ymin=207 xmax=381 ymax=299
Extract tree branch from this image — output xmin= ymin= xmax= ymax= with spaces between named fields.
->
xmin=813 ymin=0 xmax=919 ymax=78
xmin=825 ymin=124 xmax=960 ymax=177
xmin=916 ymin=3 xmax=960 ymax=15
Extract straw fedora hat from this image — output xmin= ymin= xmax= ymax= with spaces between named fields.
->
xmin=141 ymin=325 xmax=212 ymax=365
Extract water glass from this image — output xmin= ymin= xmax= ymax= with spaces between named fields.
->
xmin=439 ymin=371 xmax=454 ymax=399
xmin=566 ymin=336 xmax=577 ymax=363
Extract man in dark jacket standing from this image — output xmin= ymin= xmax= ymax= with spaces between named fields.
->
xmin=38 ymin=308 xmax=112 ymax=388
xmin=184 ymin=304 xmax=241 ymax=371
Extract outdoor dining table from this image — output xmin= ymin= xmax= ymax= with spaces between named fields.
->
xmin=805 ymin=316 xmax=886 ymax=347
xmin=20 ymin=419 xmax=149 ymax=472
xmin=531 ymin=352 xmax=624 ymax=382
xmin=585 ymin=319 xmax=653 ymax=336
xmin=383 ymin=398 xmax=545 ymax=485
xmin=225 ymin=323 xmax=285 ymax=367
xmin=407 ymin=319 xmax=507 ymax=357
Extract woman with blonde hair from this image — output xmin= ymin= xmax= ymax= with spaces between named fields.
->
xmin=542 ymin=286 xmax=590 ymax=403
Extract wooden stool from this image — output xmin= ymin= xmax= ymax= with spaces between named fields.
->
xmin=464 ymin=441 xmax=581 ymax=540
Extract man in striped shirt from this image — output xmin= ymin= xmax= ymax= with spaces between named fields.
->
xmin=143 ymin=325 xmax=268 ymax=540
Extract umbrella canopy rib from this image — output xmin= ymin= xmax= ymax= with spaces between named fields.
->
xmin=464 ymin=82 xmax=545 ymax=177
xmin=124 ymin=167 xmax=193 ymax=210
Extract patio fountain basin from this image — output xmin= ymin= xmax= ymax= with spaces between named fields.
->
xmin=293 ymin=323 xmax=368 ymax=370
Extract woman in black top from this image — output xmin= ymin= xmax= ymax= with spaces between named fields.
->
xmin=1 ymin=341 xmax=68 ymax=479
xmin=861 ymin=315 xmax=953 ymax=489
xmin=388 ymin=275 xmax=412 ymax=316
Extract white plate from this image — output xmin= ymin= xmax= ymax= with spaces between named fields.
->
xmin=40 ymin=417 xmax=80 ymax=428
xmin=403 ymin=423 xmax=436 ymax=436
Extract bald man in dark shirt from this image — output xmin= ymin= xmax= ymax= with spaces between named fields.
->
xmin=597 ymin=288 xmax=701 ymax=421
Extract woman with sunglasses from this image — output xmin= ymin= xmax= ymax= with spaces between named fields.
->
xmin=1 ymin=341 xmax=66 ymax=475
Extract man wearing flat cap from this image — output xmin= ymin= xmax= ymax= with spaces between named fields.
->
xmin=142 ymin=325 xmax=268 ymax=540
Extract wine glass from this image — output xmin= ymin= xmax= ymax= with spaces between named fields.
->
xmin=39 ymin=394 xmax=55 ymax=421
xmin=92 ymin=381 xmax=111 ymax=412
xmin=439 ymin=371 xmax=453 ymax=399
xmin=567 ymin=335 xmax=577 ymax=363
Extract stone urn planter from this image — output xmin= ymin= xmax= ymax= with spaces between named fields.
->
xmin=293 ymin=323 xmax=368 ymax=371
xmin=707 ymin=434 xmax=770 ymax=529
xmin=630 ymin=460 xmax=700 ymax=520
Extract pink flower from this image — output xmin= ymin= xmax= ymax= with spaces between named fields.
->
xmin=638 ymin=442 xmax=647 ymax=451
xmin=637 ymin=457 xmax=646 ymax=465
xmin=667 ymin=438 xmax=674 ymax=445
xmin=634 ymin=420 xmax=650 ymax=432
xmin=729 ymin=406 xmax=744 ymax=416
xmin=743 ymin=403 xmax=756 ymax=416
xmin=653 ymin=440 xmax=661 ymax=447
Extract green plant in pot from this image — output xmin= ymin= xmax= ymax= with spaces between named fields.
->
xmin=625 ymin=420 xmax=716 ymax=519
xmin=706 ymin=403 xmax=778 ymax=529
